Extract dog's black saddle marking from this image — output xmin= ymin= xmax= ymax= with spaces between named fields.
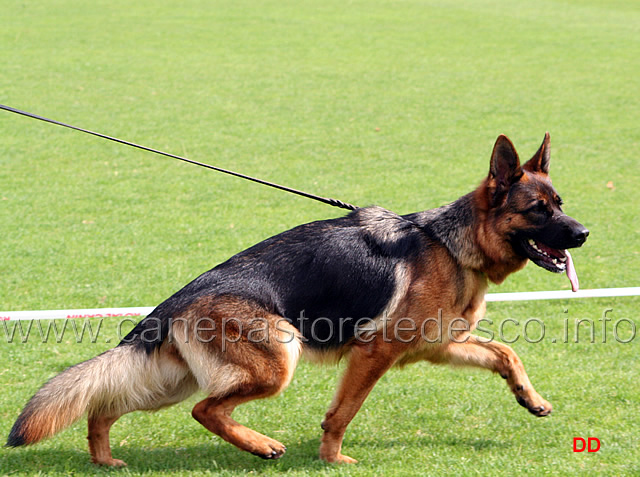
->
xmin=121 ymin=207 xmax=425 ymax=352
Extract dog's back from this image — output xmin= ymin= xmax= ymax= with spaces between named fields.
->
xmin=126 ymin=206 xmax=424 ymax=351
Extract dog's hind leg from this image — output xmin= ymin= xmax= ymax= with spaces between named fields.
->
xmin=88 ymin=414 xmax=126 ymax=466
xmin=432 ymin=335 xmax=551 ymax=416
xmin=85 ymin=341 xmax=199 ymax=466
xmin=190 ymin=335 xmax=300 ymax=459
xmin=180 ymin=303 xmax=301 ymax=459
xmin=193 ymin=391 xmax=288 ymax=459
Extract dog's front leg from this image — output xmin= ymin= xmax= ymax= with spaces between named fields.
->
xmin=435 ymin=335 xmax=552 ymax=416
xmin=319 ymin=340 xmax=402 ymax=464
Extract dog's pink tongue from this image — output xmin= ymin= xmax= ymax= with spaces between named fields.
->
xmin=565 ymin=250 xmax=579 ymax=292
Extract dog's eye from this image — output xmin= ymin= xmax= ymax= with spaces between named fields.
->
xmin=521 ymin=199 xmax=550 ymax=216
xmin=522 ymin=200 xmax=549 ymax=217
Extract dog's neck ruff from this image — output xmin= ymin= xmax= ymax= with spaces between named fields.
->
xmin=411 ymin=193 xmax=486 ymax=271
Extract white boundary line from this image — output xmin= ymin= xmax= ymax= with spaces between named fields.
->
xmin=1 ymin=288 xmax=638 ymax=321
xmin=485 ymin=287 xmax=640 ymax=302
xmin=0 ymin=307 xmax=154 ymax=321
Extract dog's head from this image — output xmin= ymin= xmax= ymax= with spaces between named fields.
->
xmin=482 ymin=133 xmax=589 ymax=290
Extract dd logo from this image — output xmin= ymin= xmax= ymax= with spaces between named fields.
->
xmin=573 ymin=437 xmax=600 ymax=452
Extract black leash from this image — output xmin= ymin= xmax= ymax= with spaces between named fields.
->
xmin=0 ymin=104 xmax=358 ymax=211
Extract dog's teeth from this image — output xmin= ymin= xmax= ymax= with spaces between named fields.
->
xmin=529 ymin=240 xmax=542 ymax=253
xmin=559 ymin=256 xmax=567 ymax=262
xmin=552 ymin=258 xmax=558 ymax=264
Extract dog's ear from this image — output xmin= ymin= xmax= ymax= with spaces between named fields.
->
xmin=488 ymin=134 xmax=522 ymax=205
xmin=523 ymin=132 xmax=550 ymax=174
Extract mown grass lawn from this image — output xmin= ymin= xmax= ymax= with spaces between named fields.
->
xmin=1 ymin=0 xmax=639 ymax=475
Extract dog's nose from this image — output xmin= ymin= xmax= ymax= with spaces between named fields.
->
xmin=572 ymin=227 xmax=589 ymax=245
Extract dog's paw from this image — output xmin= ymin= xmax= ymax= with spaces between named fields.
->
xmin=91 ymin=457 xmax=127 ymax=467
xmin=251 ymin=437 xmax=287 ymax=460
xmin=320 ymin=452 xmax=358 ymax=464
xmin=516 ymin=395 xmax=552 ymax=417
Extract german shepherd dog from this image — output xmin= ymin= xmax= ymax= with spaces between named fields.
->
xmin=7 ymin=134 xmax=588 ymax=466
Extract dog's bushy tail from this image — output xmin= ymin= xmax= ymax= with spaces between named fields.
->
xmin=6 ymin=343 xmax=194 ymax=447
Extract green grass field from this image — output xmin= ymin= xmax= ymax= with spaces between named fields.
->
xmin=1 ymin=0 xmax=639 ymax=475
